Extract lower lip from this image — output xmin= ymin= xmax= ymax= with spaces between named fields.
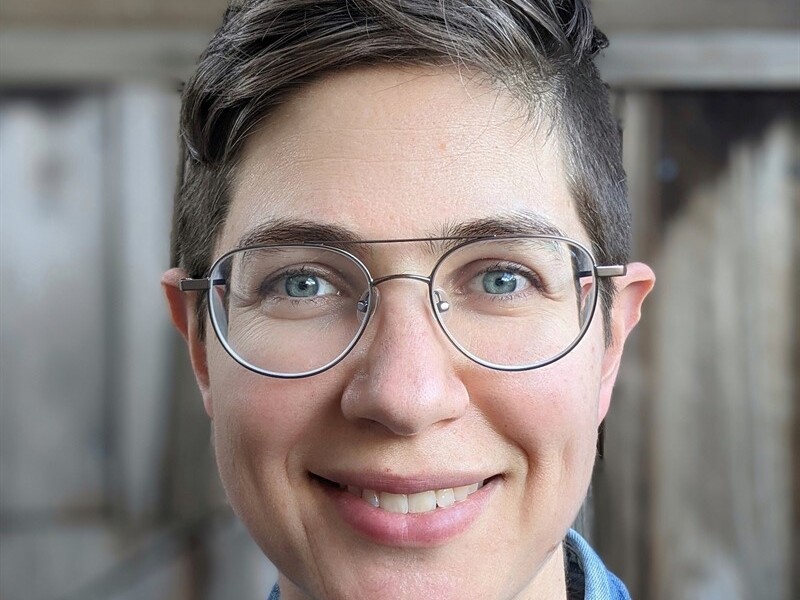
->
xmin=318 ymin=479 xmax=497 ymax=548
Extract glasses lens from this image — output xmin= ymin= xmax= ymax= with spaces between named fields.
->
xmin=431 ymin=238 xmax=597 ymax=369
xmin=209 ymin=246 xmax=371 ymax=376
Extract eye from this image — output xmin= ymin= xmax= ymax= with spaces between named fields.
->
xmin=479 ymin=270 xmax=529 ymax=295
xmin=279 ymin=273 xmax=338 ymax=298
xmin=283 ymin=274 xmax=333 ymax=297
xmin=468 ymin=266 xmax=537 ymax=296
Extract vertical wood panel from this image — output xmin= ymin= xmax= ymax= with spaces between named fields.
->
xmin=593 ymin=90 xmax=662 ymax=598
xmin=106 ymin=84 xmax=179 ymax=524
xmin=0 ymin=92 xmax=107 ymax=513
xmin=650 ymin=99 xmax=796 ymax=600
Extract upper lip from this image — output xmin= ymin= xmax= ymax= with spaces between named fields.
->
xmin=310 ymin=470 xmax=498 ymax=494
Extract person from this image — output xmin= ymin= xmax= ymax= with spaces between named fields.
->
xmin=162 ymin=1 xmax=655 ymax=598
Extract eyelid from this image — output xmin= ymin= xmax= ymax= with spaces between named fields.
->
xmin=449 ymin=260 xmax=541 ymax=295
xmin=259 ymin=264 xmax=351 ymax=298
xmin=263 ymin=267 xmax=327 ymax=289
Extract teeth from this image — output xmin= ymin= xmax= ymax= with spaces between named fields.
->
xmin=435 ymin=488 xmax=455 ymax=508
xmin=453 ymin=485 xmax=471 ymax=501
xmin=380 ymin=492 xmax=409 ymax=514
xmin=341 ymin=480 xmax=486 ymax=514
xmin=408 ymin=491 xmax=437 ymax=513
xmin=362 ymin=489 xmax=379 ymax=508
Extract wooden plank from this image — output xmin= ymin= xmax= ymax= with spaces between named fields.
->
xmin=104 ymin=84 xmax=179 ymax=523
xmin=598 ymin=32 xmax=800 ymax=89
xmin=0 ymin=30 xmax=210 ymax=84
xmin=594 ymin=0 xmax=800 ymax=31
xmin=592 ymin=91 xmax=662 ymax=598
xmin=2 ymin=29 xmax=797 ymax=89
xmin=649 ymin=94 xmax=795 ymax=600
xmin=0 ymin=0 xmax=228 ymax=28
xmin=0 ymin=92 xmax=108 ymax=513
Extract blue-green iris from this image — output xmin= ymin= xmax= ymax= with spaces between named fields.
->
xmin=285 ymin=275 xmax=320 ymax=297
xmin=482 ymin=271 xmax=518 ymax=294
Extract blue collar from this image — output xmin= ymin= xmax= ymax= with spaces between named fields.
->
xmin=565 ymin=529 xmax=631 ymax=599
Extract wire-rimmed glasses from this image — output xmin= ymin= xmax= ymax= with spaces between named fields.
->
xmin=179 ymin=236 xmax=626 ymax=378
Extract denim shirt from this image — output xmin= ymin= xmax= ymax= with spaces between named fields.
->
xmin=563 ymin=529 xmax=631 ymax=599
xmin=267 ymin=529 xmax=630 ymax=600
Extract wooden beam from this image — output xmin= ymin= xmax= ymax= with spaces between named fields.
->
xmin=1 ymin=0 xmax=797 ymax=30
xmin=0 ymin=0 xmax=228 ymax=28
xmin=598 ymin=31 xmax=800 ymax=89
xmin=0 ymin=29 xmax=210 ymax=85
xmin=595 ymin=0 xmax=800 ymax=32
xmin=1 ymin=29 xmax=797 ymax=89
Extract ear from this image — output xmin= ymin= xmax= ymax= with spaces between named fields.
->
xmin=597 ymin=262 xmax=655 ymax=423
xmin=162 ymin=268 xmax=214 ymax=419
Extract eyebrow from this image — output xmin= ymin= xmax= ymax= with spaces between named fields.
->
xmin=233 ymin=211 xmax=569 ymax=255
xmin=235 ymin=218 xmax=366 ymax=249
xmin=433 ymin=210 xmax=567 ymax=253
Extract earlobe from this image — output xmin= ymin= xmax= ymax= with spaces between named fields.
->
xmin=597 ymin=262 xmax=655 ymax=422
xmin=162 ymin=268 xmax=214 ymax=419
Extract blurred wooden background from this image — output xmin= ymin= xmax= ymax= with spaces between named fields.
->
xmin=594 ymin=90 xmax=798 ymax=600
xmin=1 ymin=1 xmax=798 ymax=599
xmin=0 ymin=0 xmax=798 ymax=29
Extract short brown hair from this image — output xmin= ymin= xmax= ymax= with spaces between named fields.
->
xmin=173 ymin=0 xmax=630 ymax=342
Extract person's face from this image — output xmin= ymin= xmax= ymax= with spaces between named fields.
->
xmin=165 ymin=66 xmax=653 ymax=600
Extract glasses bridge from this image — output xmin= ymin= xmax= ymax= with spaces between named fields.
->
xmin=357 ymin=273 xmax=450 ymax=314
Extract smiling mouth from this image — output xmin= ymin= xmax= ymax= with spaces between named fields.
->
xmin=312 ymin=474 xmax=493 ymax=515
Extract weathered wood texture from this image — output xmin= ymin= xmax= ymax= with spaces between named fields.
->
xmin=0 ymin=92 xmax=108 ymax=515
xmin=592 ymin=91 xmax=662 ymax=596
xmin=3 ymin=30 xmax=796 ymax=88
xmin=596 ymin=91 xmax=798 ymax=600
xmin=0 ymin=0 xmax=229 ymax=27
xmin=0 ymin=86 xmax=273 ymax=600
xmin=0 ymin=9 xmax=797 ymax=600
xmin=596 ymin=32 xmax=800 ymax=89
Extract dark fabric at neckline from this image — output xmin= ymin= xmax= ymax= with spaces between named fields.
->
xmin=565 ymin=538 xmax=587 ymax=600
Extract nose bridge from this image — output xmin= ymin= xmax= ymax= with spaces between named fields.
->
xmin=367 ymin=272 xmax=437 ymax=337
xmin=341 ymin=271 xmax=468 ymax=436
xmin=368 ymin=273 xmax=449 ymax=318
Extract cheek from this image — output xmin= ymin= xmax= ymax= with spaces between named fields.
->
xmin=206 ymin=342 xmax=331 ymax=493
xmin=465 ymin=338 xmax=603 ymax=482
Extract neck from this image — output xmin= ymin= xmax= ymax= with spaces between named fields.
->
xmin=519 ymin=542 xmax=568 ymax=600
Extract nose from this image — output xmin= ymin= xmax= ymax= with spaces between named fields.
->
xmin=340 ymin=279 xmax=470 ymax=436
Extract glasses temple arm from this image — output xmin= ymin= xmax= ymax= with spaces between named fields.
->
xmin=577 ymin=265 xmax=628 ymax=278
xmin=595 ymin=265 xmax=627 ymax=278
xmin=179 ymin=278 xmax=225 ymax=292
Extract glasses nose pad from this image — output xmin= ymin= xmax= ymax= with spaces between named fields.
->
xmin=357 ymin=287 xmax=377 ymax=317
xmin=433 ymin=290 xmax=450 ymax=313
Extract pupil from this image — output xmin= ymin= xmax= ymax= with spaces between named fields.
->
xmin=483 ymin=271 xmax=517 ymax=294
xmin=286 ymin=275 xmax=318 ymax=297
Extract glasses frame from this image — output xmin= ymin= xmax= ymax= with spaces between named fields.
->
xmin=180 ymin=235 xmax=627 ymax=378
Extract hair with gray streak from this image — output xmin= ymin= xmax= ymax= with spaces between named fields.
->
xmin=174 ymin=0 xmax=629 ymax=343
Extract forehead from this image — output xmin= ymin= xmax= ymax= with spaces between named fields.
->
xmin=221 ymin=65 xmax=585 ymax=254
